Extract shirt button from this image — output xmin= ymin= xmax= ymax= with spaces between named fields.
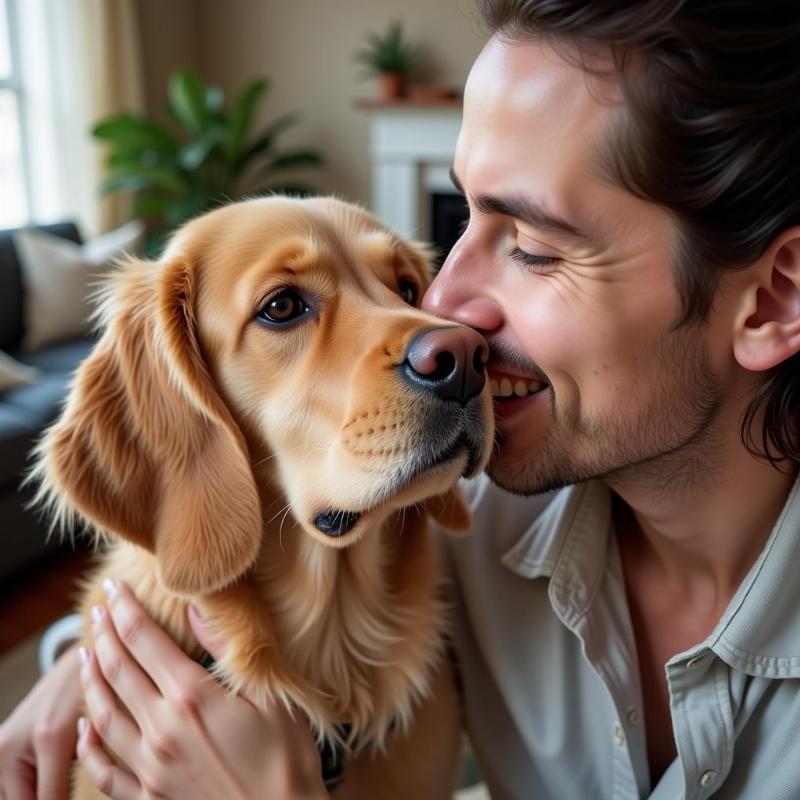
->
xmin=699 ymin=769 xmax=717 ymax=788
xmin=626 ymin=708 xmax=641 ymax=726
xmin=613 ymin=723 xmax=625 ymax=746
xmin=686 ymin=654 xmax=706 ymax=668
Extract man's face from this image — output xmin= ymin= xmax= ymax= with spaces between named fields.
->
xmin=422 ymin=35 xmax=728 ymax=496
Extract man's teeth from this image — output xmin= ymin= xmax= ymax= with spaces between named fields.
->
xmin=489 ymin=377 xmax=546 ymax=398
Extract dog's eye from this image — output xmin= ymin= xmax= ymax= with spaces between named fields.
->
xmin=256 ymin=289 xmax=311 ymax=326
xmin=398 ymin=279 xmax=418 ymax=306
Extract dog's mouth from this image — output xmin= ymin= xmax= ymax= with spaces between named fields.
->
xmin=312 ymin=430 xmax=482 ymax=539
xmin=409 ymin=430 xmax=478 ymax=481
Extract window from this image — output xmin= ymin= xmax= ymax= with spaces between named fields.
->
xmin=0 ymin=0 xmax=31 ymax=229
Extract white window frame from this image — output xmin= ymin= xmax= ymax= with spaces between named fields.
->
xmin=0 ymin=0 xmax=34 ymax=225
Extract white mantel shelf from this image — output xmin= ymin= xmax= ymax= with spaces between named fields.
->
xmin=357 ymin=100 xmax=463 ymax=241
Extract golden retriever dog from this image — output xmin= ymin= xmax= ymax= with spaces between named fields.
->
xmin=31 ymin=196 xmax=494 ymax=799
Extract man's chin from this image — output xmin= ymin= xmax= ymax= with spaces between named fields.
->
xmin=486 ymin=455 xmax=571 ymax=498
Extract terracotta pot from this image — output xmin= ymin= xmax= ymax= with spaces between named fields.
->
xmin=378 ymin=72 xmax=406 ymax=100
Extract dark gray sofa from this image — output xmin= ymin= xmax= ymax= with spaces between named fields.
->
xmin=0 ymin=222 xmax=95 ymax=582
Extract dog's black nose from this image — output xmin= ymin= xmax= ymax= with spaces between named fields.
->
xmin=399 ymin=326 xmax=487 ymax=405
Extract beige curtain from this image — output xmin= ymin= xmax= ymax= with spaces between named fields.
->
xmin=79 ymin=0 xmax=146 ymax=232
xmin=19 ymin=0 xmax=145 ymax=236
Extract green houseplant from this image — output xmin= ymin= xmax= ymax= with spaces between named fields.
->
xmin=355 ymin=21 xmax=420 ymax=100
xmin=93 ymin=69 xmax=324 ymax=252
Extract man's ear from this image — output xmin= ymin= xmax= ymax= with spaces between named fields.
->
xmin=31 ymin=256 xmax=262 ymax=595
xmin=733 ymin=228 xmax=800 ymax=372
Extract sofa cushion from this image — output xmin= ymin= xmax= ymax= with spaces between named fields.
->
xmin=14 ymin=338 xmax=95 ymax=373
xmin=0 ymin=338 xmax=94 ymax=486
xmin=2 ymin=371 xmax=82 ymax=431
xmin=0 ymin=223 xmax=81 ymax=352
xmin=0 ymin=350 xmax=41 ymax=393
xmin=0 ymin=404 xmax=39 ymax=488
xmin=14 ymin=220 xmax=144 ymax=351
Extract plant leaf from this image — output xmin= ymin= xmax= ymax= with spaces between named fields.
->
xmin=234 ymin=111 xmax=301 ymax=174
xmin=168 ymin=69 xmax=209 ymax=136
xmin=106 ymin=149 xmax=165 ymax=170
xmin=226 ymin=78 xmax=268 ymax=162
xmin=354 ymin=20 xmax=419 ymax=74
xmin=164 ymin=193 xmax=219 ymax=226
xmin=131 ymin=194 xmax=172 ymax=217
xmin=101 ymin=165 xmax=189 ymax=195
xmin=261 ymin=150 xmax=324 ymax=175
xmin=205 ymin=85 xmax=225 ymax=113
xmin=178 ymin=127 xmax=224 ymax=170
xmin=92 ymin=114 xmax=179 ymax=154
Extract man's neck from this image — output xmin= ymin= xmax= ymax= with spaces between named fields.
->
xmin=606 ymin=403 xmax=797 ymax=608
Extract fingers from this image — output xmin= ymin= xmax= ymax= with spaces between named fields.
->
xmin=187 ymin=605 xmax=272 ymax=710
xmin=0 ymin=644 xmax=83 ymax=800
xmin=76 ymin=718 xmax=141 ymax=800
xmin=79 ymin=646 xmax=141 ymax=767
xmin=101 ymin=580 xmax=209 ymax=699
xmin=1 ymin=769 xmax=35 ymax=800
xmin=28 ymin=648 xmax=81 ymax=800
xmin=89 ymin=604 xmax=160 ymax=725
xmin=187 ymin=604 xmax=226 ymax=661
xmin=31 ymin=721 xmax=76 ymax=800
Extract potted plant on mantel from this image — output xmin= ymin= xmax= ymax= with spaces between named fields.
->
xmin=93 ymin=68 xmax=324 ymax=254
xmin=355 ymin=20 xmax=421 ymax=101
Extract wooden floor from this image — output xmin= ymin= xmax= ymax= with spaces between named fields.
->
xmin=0 ymin=547 xmax=94 ymax=656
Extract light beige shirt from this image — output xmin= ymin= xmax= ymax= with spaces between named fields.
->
xmin=443 ymin=475 xmax=800 ymax=799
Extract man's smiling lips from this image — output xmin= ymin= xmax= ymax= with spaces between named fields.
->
xmin=487 ymin=368 xmax=549 ymax=420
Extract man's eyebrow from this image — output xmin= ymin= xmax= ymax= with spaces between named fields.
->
xmin=449 ymin=166 xmax=590 ymax=243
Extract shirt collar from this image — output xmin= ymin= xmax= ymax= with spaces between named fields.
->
xmin=501 ymin=479 xmax=613 ymax=626
xmin=708 ymin=475 xmax=800 ymax=675
xmin=500 ymin=474 xmax=800 ymax=674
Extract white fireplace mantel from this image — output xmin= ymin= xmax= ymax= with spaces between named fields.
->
xmin=361 ymin=104 xmax=463 ymax=240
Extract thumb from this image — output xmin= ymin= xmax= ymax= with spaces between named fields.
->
xmin=187 ymin=604 xmax=273 ymax=709
xmin=187 ymin=604 xmax=227 ymax=661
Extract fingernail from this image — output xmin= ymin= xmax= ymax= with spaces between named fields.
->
xmin=102 ymin=577 xmax=119 ymax=598
xmin=77 ymin=716 xmax=87 ymax=737
xmin=78 ymin=646 xmax=89 ymax=666
xmin=91 ymin=605 xmax=104 ymax=624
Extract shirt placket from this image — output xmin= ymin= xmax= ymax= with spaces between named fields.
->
xmin=610 ymin=713 xmax=647 ymax=800
xmin=666 ymin=650 xmax=734 ymax=799
xmin=552 ymin=489 xmax=651 ymax=800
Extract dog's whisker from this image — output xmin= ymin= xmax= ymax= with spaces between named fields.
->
xmin=279 ymin=504 xmax=295 ymax=551
xmin=264 ymin=476 xmax=327 ymax=547
xmin=251 ymin=452 xmax=280 ymax=468
xmin=266 ymin=500 xmax=295 ymax=528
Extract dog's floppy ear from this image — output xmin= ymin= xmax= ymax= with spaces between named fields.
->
xmin=426 ymin=487 xmax=472 ymax=534
xmin=33 ymin=256 xmax=262 ymax=595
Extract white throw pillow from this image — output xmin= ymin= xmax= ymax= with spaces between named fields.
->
xmin=14 ymin=220 xmax=145 ymax=351
xmin=0 ymin=350 xmax=40 ymax=393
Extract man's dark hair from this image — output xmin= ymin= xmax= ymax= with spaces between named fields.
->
xmin=476 ymin=0 xmax=800 ymax=466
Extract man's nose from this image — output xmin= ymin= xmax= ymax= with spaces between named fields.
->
xmin=422 ymin=245 xmax=504 ymax=332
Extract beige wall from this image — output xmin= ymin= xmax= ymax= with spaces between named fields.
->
xmin=136 ymin=0 xmax=487 ymax=207
xmin=137 ymin=0 xmax=202 ymax=111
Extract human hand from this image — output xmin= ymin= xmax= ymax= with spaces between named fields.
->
xmin=0 ymin=644 xmax=82 ymax=800
xmin=77 ymin=580 xmax=327 ymax=800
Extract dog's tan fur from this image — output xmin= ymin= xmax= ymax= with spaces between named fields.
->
xmin=31 ymin=197 xmax=493 ymax=799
